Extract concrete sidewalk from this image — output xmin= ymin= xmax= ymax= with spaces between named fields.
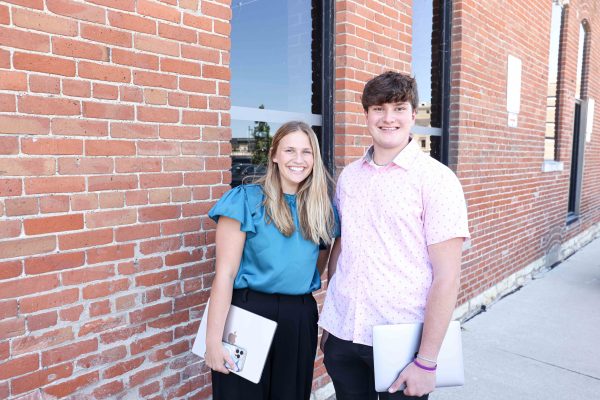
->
xmin=435 ymin=236 xmax=600 ymax=400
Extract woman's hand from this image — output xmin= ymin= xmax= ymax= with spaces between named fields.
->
xmin=205 ymin=340 xmax=237 ymax=374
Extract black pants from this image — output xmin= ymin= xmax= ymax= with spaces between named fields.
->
xmin=211 ymin=288 xmax=318 ymax=400
xmin=324 ymin=334 xmax=429 ymax=400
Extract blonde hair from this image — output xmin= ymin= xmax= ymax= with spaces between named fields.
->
xmin=256 ymin=121 xmax=335 ymax=245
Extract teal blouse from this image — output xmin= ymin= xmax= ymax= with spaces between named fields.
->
xmin=208 ymin=184 xmax=339 ymax=295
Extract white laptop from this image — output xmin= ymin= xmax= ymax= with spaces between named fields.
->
xmin=192 ymin=300 xmax=278 ymax=384
xmin=373 ymin=320 xmax=464 ymax=392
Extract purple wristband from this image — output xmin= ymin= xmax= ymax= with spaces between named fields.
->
xmin=413 ymin=358 xmax=437 ymax=372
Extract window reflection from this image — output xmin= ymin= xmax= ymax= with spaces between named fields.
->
xmin=230 ymin=0 xmax=321 ymax=186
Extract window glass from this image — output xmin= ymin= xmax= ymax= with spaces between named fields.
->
xmin=230 ymin=0 xmax=322 ymax=186
xmin=545 ymin=2 xmax=563 ymax=160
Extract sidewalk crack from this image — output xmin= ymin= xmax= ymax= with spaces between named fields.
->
xmin=500 ymin=350 xmax=600 ymax=381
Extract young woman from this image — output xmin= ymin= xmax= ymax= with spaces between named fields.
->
xmin=205 ymin=121 xmax=338 ymax=400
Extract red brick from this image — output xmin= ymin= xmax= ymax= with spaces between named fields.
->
xmin=165 ymin=249 xmax=201 ymax=266
xmin=12 ymin=327 xmax=73 ymax=356
xmin=111 ymin=122 xmax=158 ymax=139
xmin=29 ymin=75 xmax=61 ymax=94
xmin=0 ymin=260 xmax=22 ymax=280
xmin=199 ymin=32 xmax=230 ymax=50
xmin=114 ymin=223 xmax=160 ymax=242
xmin=27 ymin=311 xmax=58 ymax=331
xmin=52 ymin=37 xmax=109 ymax=61
xmin=24 ymin=251 xmax=85 ymax=274
xmin=0 ymin=354 xmax=38 ymax=380
xmin=1 ymin=158 xmax=54 ymax=178
xmin=158 ymin=22 xmax=197 ymax=43
xmin=89 ymin=299 xmax=111 ymax=316
xmin=40 ymin=195 xmax=70 ymax=213
xmin=130 ymin=331 xmax=172 ymax=355
xmin=112 ymin=48 xmax=159 ymax=70
xmin=24 ymin=214 xmax=83 ymax=235
xmin=25 ymin=176 xmax=85 ymax=194
xmin=120 ymin=86 xmax=143 ymax=102
xmin=13 ymin=7 xmax=78 ymax=36
xmin=14 ymin=53 xmax=75 ymax=77
xmin=115 ymin=157 xmax=161 ymax=173
xmin=138 ymin=205 xmax=181 ymax=222
xmin=134 ymin=33 xmax=179 ymax=56
xmin=58 ymin=158 xmax=114 ymax=175
xmin=137 ymin=140 xmax=180 ymax=155
xmin=78 ymin=345 xmax=126 ymax=368
xmin=87 ymin=244 xmax=134 ymax=265
xmin=0 ymin=317 xmax=25 ymax=340
xmin=139 ymin=381 xmax=160 ymax=397
xmin=20 ymin=288 xmax=79 ymax=313
xmin=100 ymin=325 xmax=146 ymax=345
xmin=86 ymin=209 xmax=136 ymax=228
xmin=5 ymin=197 xmax=39 ymax=216
xmin=143 ymin=88 xmax=167 ymax=105
xmin=0 ymin=4 xmax=8 ymax=24
xmin=182 ymin=110 xmax=219 ymax=125
xmin=202 ymin=0 xmax=231 ymax=20
xmin=0 ymin=115 xmax=49 ymax=135
xmin=102 ymin=356 xmax=144 ymax=379
xmin=83 ymin=102 xmax=134 ymax=120
xmin=62 ymin=79 xmax=92 ymax=97
xmin=93 ymin=380 xmax=125 ymax=399
xmin=85 ymin=139 xmax=136 ymax=156
xmin=182 ymin=44 xmax=220 ymax=63
xmin=129 ymin=364 xmax=166 ymax=387
xmin=179 ymin=77 xmax=216 ymax=94
xmin=149 ymin=340 xmax=188 ymax=362
xmin=0 ymin=179 xmax=23 ymax=197
xmin=46 ymin=0 xmax=105 ymax=23
xmin=19 ymin=95 xmax=80 ymax=115
xmin=42 ymin=338 xmax=98 ymax=367
xmin=52 ymin=118 xmax=108 ymax=136
xmin=21 ymin=138 xmax=83 ymax=155
xmin=44 ymin=371 xmax=99 ymax=397
xmin=108 ymin=10 xmax=155 ymax=34
xmin=80 ymin=61 xmax=131 ymax=83
xmin=62 ymin=266 xmax=113 ymax=288
xmin=168 ymin=92 xmax=188 ymax=107
xmin=203 ymin=64 xmax=230 ymax=80
xmin=137 ymin=0 xmax=180 ymax=23
xmin=133 ymin=70 xmax=178 ymax=89
xmin=59 ymin=304 xmax=84 ymax=322
xmin=137 ymin=106 xmax=179 ymax=123
xmin=0 ymin=236 xmax=56 ymax=260
xmin=0 ymin=300 xmax=18 ymax=319
xmin=59 ymin=228 xmax=113 ymax=251
xmin=162 ymin=57 xmax=202 ymax=76
xmin=0 ymin=26 xmax=49 ymax=52
xmin=88 ymin=0 xmax=135 ymax=11
xmin=79 ymin=315 xmax=125 ymax=336
xmin=129 ymin=301 xmax=172 ymax=324
xmin=164 ymin=157 xmax=203 ymax=171
xmin=0 ymin=71 xmax=27 ymax=91
xmin=93 ymin=83 xmax=119 ymax=100
xmin=0 ymin=92 xmax=16 ymax=111
xmin=88 ymin=175 xmax=138 ymax=191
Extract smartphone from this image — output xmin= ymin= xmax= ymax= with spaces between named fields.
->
xmin=222 ymin=342 xmax=247 ymax=371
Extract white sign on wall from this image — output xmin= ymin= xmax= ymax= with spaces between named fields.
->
xmin=507 ymin=55 xmax=522 ymax=128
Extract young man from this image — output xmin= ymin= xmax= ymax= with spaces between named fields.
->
xmin=319 ymin=71 xmax=470 ymax=400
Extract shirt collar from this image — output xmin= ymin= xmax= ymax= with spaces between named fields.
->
xmin=362 ymin=137 xmax=421 ymax=170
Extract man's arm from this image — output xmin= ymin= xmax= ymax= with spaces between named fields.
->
xmin=319 ymin=236 xmax=342 ymax=352
xmin=388 ymin=237 xmax=463 ymax=396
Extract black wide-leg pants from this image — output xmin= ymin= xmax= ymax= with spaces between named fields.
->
xmin=211 ymin=288 xmax=318 ymax=400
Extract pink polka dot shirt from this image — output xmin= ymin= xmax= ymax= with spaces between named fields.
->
xmin=319 ymin=139 xmax=470 ymax=346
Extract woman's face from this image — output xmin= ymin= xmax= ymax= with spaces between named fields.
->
xmin=272 ymin=130 xmax=314 ymax=194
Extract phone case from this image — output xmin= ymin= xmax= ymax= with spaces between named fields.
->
xmin=223 ymin=342 xmax=247 ymax=371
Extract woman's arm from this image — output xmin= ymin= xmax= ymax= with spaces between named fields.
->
xmin=204 ymin=216 xmax=246 ymax=373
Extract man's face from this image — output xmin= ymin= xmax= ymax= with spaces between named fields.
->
xmin=365 ymin=101 xmax=416 ymax=155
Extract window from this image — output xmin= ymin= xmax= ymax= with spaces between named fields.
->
xmin=229 ymin=0 xmax=332 ymax=187
xmin=544 ymin=1 xmax=564 ymax=161
xmin=567 ymin=21 xmax=590 ymax=220
xmin=412 ymin=0 xmax=451 ymax=163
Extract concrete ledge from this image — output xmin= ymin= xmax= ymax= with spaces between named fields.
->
xmin=454 ymin=221 xmax=600 ymax=321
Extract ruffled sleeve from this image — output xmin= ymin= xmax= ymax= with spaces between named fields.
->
xmin=208 ymin=185 xmax=257 ymax=233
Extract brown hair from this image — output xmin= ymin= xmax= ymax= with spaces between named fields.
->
xmin=361 ymin=71 xmax=419 ymax=112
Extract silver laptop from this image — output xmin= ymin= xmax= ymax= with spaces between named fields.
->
xmin=373 ymin=320 xmax=464 ymax=392
xmin=192 ymin=300 xmax=278 ymax=384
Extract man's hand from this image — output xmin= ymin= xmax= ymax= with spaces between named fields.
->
xmin=388 ymin=361 xmax=435 ymax=397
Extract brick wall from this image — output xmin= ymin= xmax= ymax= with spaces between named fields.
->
xmin=0 ymin=0 xmax=230 ymax=398
xmin=450 ymin=0 xmax=600 ymax=305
